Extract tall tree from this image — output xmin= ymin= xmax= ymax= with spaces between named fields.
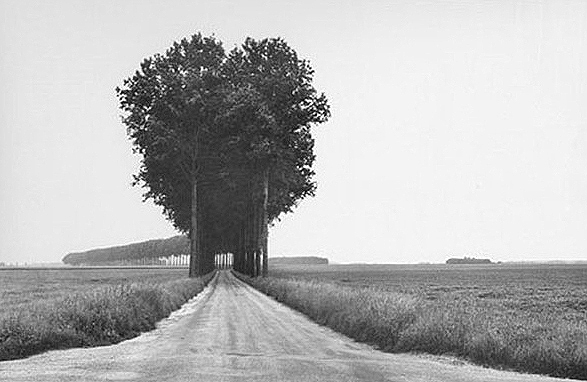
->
xmin=116 ymin=33 xmax=225 ymax=277
xmin=224 ymin=38 xmax=330 ymax=275
xmin=117 ymin=34 xmax=329 ymax=277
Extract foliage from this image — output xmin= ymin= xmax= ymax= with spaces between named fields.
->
xmin=224 ymin=37 xmax=330 ymax=220
xmin=116 ymin=33 xmax=330 ymax=276
xmin=116 ymin=34 xmax=226 ymax=233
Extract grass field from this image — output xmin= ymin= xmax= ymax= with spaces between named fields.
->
xmin=0 ymin=267 xmax=209 ymax=361
xmin=0 ymin=267 xmax=190 ymax=311
xmin=245 ymin=263 xmax=587 ymax=380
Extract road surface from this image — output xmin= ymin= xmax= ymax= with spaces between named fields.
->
xmin=0 ymin=271 xmax=576 ymax=382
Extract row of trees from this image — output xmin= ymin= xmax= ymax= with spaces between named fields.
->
xmin=62 ymin=236 xmax=189 ymax=265
xmin=116 ymin=34 xmax=330 ymax=277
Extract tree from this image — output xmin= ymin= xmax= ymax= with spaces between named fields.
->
xmin=116 ymin=33 xmax=225 ymax=277
xmin=224 ymin=38 xmax=330 ymax=275
xmin=117 ymin=33 xmax=330 ymax=277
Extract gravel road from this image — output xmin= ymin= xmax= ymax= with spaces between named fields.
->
xmin=0 ymin=271 xmax=576 ymax=382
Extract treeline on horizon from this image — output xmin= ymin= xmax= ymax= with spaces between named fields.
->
xmin=62 ymin=236 xmax=328 ymax=266
xmin=62 ymin=236 xmax=189 ymax=265
xmin=269 ymin=256 xmax=328 ymax=265
xmin=446 ymin=257 xmax=493 ymax=265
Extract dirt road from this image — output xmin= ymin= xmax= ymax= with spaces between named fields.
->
xmin=0 ymin=271 xmax=575 ymax=382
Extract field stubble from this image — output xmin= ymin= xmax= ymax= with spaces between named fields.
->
xmin=244 ymin=264 xmax=587 ymax=380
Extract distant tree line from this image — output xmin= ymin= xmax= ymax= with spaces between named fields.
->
xmin=269 ymin=256 xmax=328 ymax=265
xmin=116 ymin=33 xmax=329 ymax=277
xmin=62 ymin=236 xmax=189 ymax=266
xmin=446 ymin=257 xmax=493 ymax=265
xmin=61 ymin=236 xmax=328 ymax=267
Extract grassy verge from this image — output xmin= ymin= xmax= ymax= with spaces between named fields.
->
xmin=239 ymin=273 xmax=587 ymax=380
xmin=0 ymin=272 xmax=215 ymax=361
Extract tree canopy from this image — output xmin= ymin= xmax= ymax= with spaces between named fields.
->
xmin=116 ymin=33 xmax=330 ymax=276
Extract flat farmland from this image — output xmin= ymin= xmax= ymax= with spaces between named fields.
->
xmin=0 ymin=267 xmax=190 ymax=313
xmin=250 ymin=263 xmax=587 ymax=379
xmin=269 ymin=263 xmax=587 ymax=323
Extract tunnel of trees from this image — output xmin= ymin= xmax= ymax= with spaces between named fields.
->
xmin=116 ymin=33 xmax=330 ymax=277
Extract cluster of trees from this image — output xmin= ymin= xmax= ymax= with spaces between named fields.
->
xmin=116 ymin=33 xmax=329 ymax=277
xmin=446 ymin=257 xmax=493 ymax=265
xmin=62 ymin=236 xmax=189 ymax=266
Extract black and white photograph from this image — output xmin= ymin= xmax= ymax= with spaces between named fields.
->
xmin=0 ymin=0 xmax=586 ymax=380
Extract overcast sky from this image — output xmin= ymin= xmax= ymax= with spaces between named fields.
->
xmin=0 ymin=0 xmax=585 ymax=265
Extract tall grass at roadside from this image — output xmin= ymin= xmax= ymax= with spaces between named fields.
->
xmin=241 ymin=274 xmax=587 ymax=380
xmin=0 ymin=272 xmax=214 ymax=361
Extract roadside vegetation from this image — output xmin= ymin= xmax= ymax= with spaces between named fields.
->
xmin=239 ymin=264 xmax=587 ymax=380
xmin=0 ymin=271 xmax=214 ymax=361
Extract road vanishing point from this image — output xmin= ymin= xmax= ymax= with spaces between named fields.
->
xmin=0 ymin=271 xmax=576 ymax=382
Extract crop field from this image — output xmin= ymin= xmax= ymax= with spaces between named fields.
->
xmin=0 ymin=267 xmax=207 ymax=361
xmin=269 ymin=263 xmax=587 ymax=324
xmin=247 ymin=263 xmax=587 ymax=379
xmin=0 ymin=267 xmax=190 ymax=312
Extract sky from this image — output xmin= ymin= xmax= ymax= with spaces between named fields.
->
xmin=0 ymin=0 xmax=585 ymax=265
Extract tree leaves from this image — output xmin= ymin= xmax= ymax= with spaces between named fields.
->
xmin=116 ymin=32 xmax=330 ymax=257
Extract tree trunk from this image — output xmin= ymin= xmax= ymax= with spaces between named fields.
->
xmin=252 ymin=199 xmax=260 ymax=277
xmin=238 ymin=225 xmax=245 ymax=272
xmin=261 ymin=168 xmax=269 ymax=277
xmin=247 ymin=203 xmax=255 ymax=276
xmin=189 ymin=179 xmax=200 ymax=277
